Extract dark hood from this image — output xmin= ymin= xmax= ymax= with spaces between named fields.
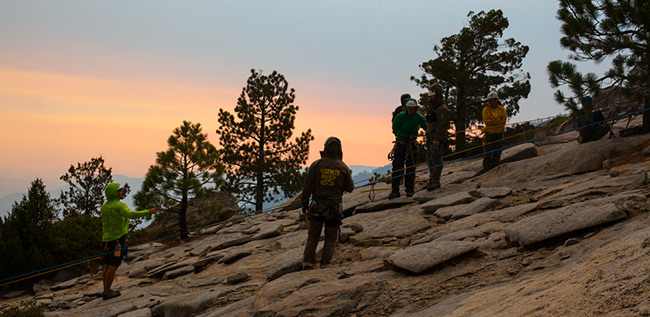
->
xmin=319 ymin=137 xmax=343 ymax=160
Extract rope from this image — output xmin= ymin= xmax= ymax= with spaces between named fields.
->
xmin=2 ymin=106 xmax=648 ymax=288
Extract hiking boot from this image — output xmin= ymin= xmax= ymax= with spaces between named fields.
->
xmin=320 ymin=264 xmax=330 ymax=269
xmin=102 ymin=290 xmax=121 ymax=300
xmin=302 ymin=262 xmax=314 ymax=271
xmin=406 ymin=190 xmax=415 ymax=197
xmin=426 ymin=182 xmax=441 ymax=191
xmin=388 ymin=191 xmax=400 ymax=199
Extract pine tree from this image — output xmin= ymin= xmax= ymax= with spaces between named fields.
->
xmin=217 ymin=69 xmax=314 ymax=212
xmin=547 ymin=0 xmax=650 ymax=129
xmin=134 ymin=121 xmax=223 ymax=239
xmin=412 ymin=10 xmax=531 ymax=151
xmin=0 ymin=179 xmax=57 ymax=280
xmin=57 ymin=156 xmax=113 ymax=218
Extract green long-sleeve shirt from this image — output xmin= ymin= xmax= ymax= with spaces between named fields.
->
xmin=100 ymin=182 xmax=151 ymax=242
xmin=393 ymin=111 xmax=427 ymax=143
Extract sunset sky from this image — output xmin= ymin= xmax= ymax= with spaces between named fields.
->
xmin=0 ymin=1 xmax=605 ymax=181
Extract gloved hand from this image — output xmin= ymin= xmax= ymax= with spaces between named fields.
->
xmin=301 ymin=201 xmax=309 ymax=214
xmin=149 ymin=207 xmax=158 ymax=215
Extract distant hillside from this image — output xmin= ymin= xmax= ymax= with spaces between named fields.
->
xmin=0 ymin=174 xmax=144 ymax=219
xmin=351 ymin=164 xmax=391 ymax=186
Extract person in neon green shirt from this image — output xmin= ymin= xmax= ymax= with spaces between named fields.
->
xmin=480 ymin=91 xmax=508 ymax=172
xmin=100 ymin=182 xmax=157 ymax=300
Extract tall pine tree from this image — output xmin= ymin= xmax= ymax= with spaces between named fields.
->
xmin=134 ymin=121 xmax=223 ymax=240
xmin=412 ymin=10 xmax=531 ymax=151
xmin=547 ymin=0 xmax=650 ymax=129
xmin=0 ymin=179 xmax=57 ymax=281
xmin=217 ymin=69 xmax=313 ymax=212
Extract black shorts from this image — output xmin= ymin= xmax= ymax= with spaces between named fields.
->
xmin=101 ymin=236 xmax=127 ymax=267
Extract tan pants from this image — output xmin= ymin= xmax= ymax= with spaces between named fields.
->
xmin=303 ymin=220 xmax=338 ymax=266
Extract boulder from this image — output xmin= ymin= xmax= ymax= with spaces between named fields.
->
xmin=162 ymin=265 xmax=195 ymax=280
xmin=254 ymin=272 xmax=386 ymax=316
xmin=474 ymin=187 xmax=513 ymax=198
xmin=504 ymin=195 xmax=645 ymax=246
xmin=368 ymin=213 xmax=431 ymax=239
xmin=499 ymin=142 xmax=542 ymax=164
xmin=344 ymin=207 xmax=431 ymax=243
xmin=151 ymin=289 xmax=224 ymax=317
xmin=434 ymin=204 xmax=467 ymax=220
xmin=145 ymin=191 xmax=239 ymax=238
xmin=218 ymin=250 xmax=252 ymax=264
xmin=421 ymin=192 xmax=475 ymax=213
xmin=33 ymin=280 xmax=50 ymax=294
xmin=50 ymin=277 xmax=80 ymax=291
xmin=451 ymin=197 xmax=502 ymax=220
xmin=388 ymin=240 xmax=477 ymax=273
xmin=496 ymin=134 xmax=650 ymax=180
xmin=267 ymin=249 xmax=303 ymax=281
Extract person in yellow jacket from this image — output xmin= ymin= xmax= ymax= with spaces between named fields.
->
xmin=100 ymin=182 xmax=157 ymax=300
xmin=480 ymin=91 xmax=508 ymax=172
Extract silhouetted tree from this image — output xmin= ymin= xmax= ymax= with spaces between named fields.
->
xmin=217 ymin=69 xmax=313 ymax=212
xmin=412 ymin=9 xmax=531 ymax=151
xmin=0 ymin=179 xmax=57 ymax=280
xmin=134 ymin=121 xmax=223 ymax=239
xmin=547 ymin=0 xmax=650 ymax=130
xmin=57 ymin=156 xmax=113 ymax=218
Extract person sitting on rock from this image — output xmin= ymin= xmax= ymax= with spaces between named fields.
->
xmin=301 ymin=137 xmax=354 ymax=270
xmin=577 ymin=96 xmax=610 ymax=144
xmin=100 ymin=182 xmax=157 ymax=300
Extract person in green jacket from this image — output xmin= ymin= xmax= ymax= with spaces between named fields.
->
xmin=390 ymin=98 xmax=427 ymax=198
xmin=100 ymin=182 xmax=157 ymax=300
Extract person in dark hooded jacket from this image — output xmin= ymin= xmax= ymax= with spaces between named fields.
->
xmin=425 ymin=84 xmax=450 ymax=191
xmin=301 ymin=137 xmax=354 ymax=270
xmin=392 ymin=93 xmax=412 ymax=122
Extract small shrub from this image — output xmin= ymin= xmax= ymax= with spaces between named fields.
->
xmin=1 ymin=300 xmax=45 ymax=317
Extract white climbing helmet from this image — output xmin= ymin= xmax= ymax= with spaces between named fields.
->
xmin=405 ymin=98 xmax=418 ymax=108
xmin=484 ymin=90 xmax=499 ymax=101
